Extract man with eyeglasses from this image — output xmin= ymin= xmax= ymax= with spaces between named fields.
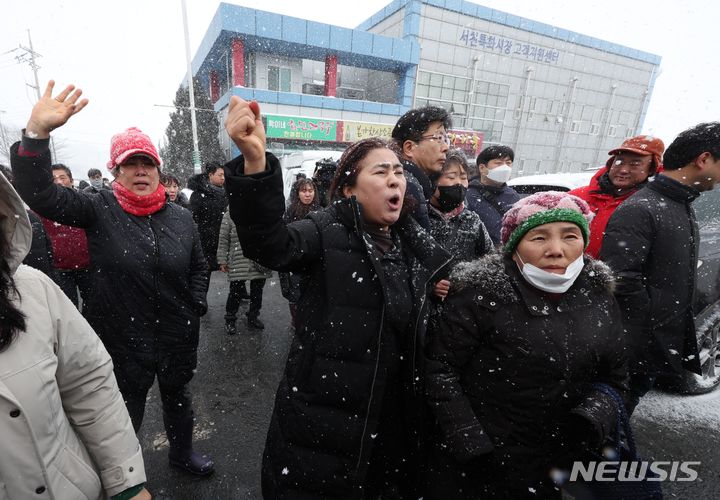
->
xmin=391 ymin=106 xmax=452 ymax=229
xmin=600 ymin=123 xmax=720 ymax=414
xmin=569 ymin=135 xmax=664 ymax=258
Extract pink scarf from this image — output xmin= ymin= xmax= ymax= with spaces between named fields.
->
xmin=112 ymin=182 xmax=166 ymax=216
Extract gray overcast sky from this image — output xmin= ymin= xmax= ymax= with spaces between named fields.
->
xmin=0 ymin=0 xmax=716 ymax=177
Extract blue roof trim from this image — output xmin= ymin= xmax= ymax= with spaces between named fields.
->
xmin=357 ymin=0 xmax=408 ymax=31
xmin=193 ymin=2 xmax=417 ymax=76
xmin=227 ymin=88 xmax=411 ymax=116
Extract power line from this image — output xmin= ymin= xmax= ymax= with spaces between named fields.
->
xmin=14 ymin=30 xmax=58 ymax=161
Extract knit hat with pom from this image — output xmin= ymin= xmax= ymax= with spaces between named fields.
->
xmin=501 ymin=191 xmax=594 ymax=254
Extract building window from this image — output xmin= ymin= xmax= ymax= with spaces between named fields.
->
xmin=570 ymin=120 xmax=581 ymax=133
xmin=608 ymin=125 xmax=617 ymax=137
xmin=589 ymin=123 xmax=600 ymax=135
xmin=268 ymin=66 xmax=291 ymax=92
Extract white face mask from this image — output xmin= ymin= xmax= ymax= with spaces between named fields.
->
xmin=486 ymin=164 xmax=512 ymax=184
xmin=516 ymin=252 xmax=584 ymax=293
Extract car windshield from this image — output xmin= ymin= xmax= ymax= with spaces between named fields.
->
xmin=694 ymin=185 xmax=720 ymax=227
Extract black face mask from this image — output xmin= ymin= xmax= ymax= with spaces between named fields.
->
xmin=436 ymin=184 xmax=467 ymax=212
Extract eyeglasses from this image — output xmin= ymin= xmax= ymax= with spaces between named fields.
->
xmin=611 ymin=157 xmax=651 ymax=170
xmin=419 ymin=132 xmax=451 ymax=146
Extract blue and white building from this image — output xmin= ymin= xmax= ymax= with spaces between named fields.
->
xmin=191 ymin=0 xmax=660 ymax=173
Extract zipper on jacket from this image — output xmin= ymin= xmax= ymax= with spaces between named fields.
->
xmin=148 ymin=218 xmax=161 ymax=310
xmin=356 ymin=304 xmax=385 ymax=473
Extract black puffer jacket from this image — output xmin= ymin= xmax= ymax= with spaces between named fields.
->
xmin=11 ymin=139 xmax=208 ymax=370
xmin=189 ymin=173 xmax=227 ymax=270
xmin=465 ymin=179 xmax=521 ymax=246
xmin=22 ymin=209 xmax=54 ymax=277
xmin=225 ymin=153 xmax=453 ymax=499
xmin=402 ymin=159 xmax=432 ymax=230
xmin=600 ymin=174 xmax=702 ymax=375
xmin=425 ymin=254 xmax=628 ymax=498
xmin=427 ymin=204 xmax=492 ymax=262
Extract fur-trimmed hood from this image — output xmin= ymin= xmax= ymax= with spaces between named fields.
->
xmin=449 ymin=253 xmax=615 ymax=304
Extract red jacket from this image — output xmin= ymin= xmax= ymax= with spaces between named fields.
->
xmin=41 ymin=216 xmax=90 ymax=270
xmin=569 ymin=168 xmax=640 ymax=259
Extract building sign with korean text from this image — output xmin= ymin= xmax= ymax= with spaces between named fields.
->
xmin=342 ymin=121 xmax=395 ymax=142
xmin=265 ymin=114 xmax=338 ymax=141
xmin=458 ymin=29 xmax=560 ymax=64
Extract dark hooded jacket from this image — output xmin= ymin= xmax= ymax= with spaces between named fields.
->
xmin=465 ymin=179 xmax=521 ymax=246
xmin=224 ymin=153 xmax=453 ymax=499
xmin=425 ymin=254 xmax=628 ymax=498
xmin=188 ymin=173 xmax=227 ymax=270
xmin=600 ymin=174 xmax=702 ymax=375
xmin=11 ymin=138 xmax=208 ymax=386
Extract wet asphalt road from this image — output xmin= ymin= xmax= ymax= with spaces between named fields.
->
xmin=137 ymin=272 xmax=720 ymax=499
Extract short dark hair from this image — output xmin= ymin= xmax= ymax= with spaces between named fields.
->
xmin=87 ymin=168 xmax=102 ymax=178
xmin=329 ymin=138 xmax=399 ymax=200
xmin=51 ymin=164 xmax=73 ymax=179
xmin=663 ymin=122 xmax=720 ymax=170
xmin=161 ymin=174 xmax=180 ymax=187
xmin=444 ymin=149 xmax=470 ymax=176
xmin=204 ymin=162 xmax=223 ymax=176
xmin=476 ymin=145 xmax=515 ymax=167
xmin=391 ymin=106 xmax=452 ymax=144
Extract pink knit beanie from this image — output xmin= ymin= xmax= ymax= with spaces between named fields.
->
xmin=501 ymin=191 xmax=594 ymax=254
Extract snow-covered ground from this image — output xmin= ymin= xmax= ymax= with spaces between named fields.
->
xmin=636 ymin=388 xmax=720 ymax=428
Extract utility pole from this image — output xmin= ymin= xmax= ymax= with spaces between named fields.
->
xmin=181 ymin=0 xmax=202 ymax=174
xmin=16 ymin=30 xmax=57 ymax=161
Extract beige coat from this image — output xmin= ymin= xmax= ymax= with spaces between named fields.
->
xmin=0 ymin=172 xmax=146 ymax=499
xmin=217 ymin=210 xmax=272 ymax=281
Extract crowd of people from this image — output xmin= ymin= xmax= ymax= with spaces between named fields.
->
xmin=2 ymin=78 xmax=720 ymax=499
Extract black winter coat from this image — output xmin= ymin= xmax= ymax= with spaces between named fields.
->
xmin=22 ymin=209 xmax=55 ymax=277
xmin=465 ymin=179 xmax=521 ymax=246
xmin=224 ymin=153 xmax=453 ymax=499
xmin=427 ymin=204 xmax=492 ymax=262
xmin=189 ymin=174 xmax=227 ymax=270
xmin=11 ymin=139 xmax=208 ymax=370
xmin=425 ymin=254 xmax=628 ymax=499
xmin=402 ymin=159 xmax=432 ymax=230
xmin=600 ymin=174 xmax=702 ymax=375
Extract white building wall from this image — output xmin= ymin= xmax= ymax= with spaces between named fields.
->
xmin=408 ymin=4 xmax=658 ymax=174
xmin=254 ymin=52 xmax=303 ymax=93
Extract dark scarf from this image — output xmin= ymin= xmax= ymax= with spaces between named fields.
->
xmin=112 ymin=182 xmax=166 ymax=216
xmin=363 ymin=223 xmax=395 ymax=255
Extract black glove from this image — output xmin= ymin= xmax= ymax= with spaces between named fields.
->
xmin=564 ymin=412 xmax=601 ymax=456
xmin=443 ymin=423 xmax=495 ymax=464
xmin=194 ymin=300 xmax=208 ymax=317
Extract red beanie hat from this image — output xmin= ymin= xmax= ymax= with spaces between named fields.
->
xmin=107 ymin=127 xmax=161 ymax=170
xmin=606 ymin=135 xmax=665 ymax=173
